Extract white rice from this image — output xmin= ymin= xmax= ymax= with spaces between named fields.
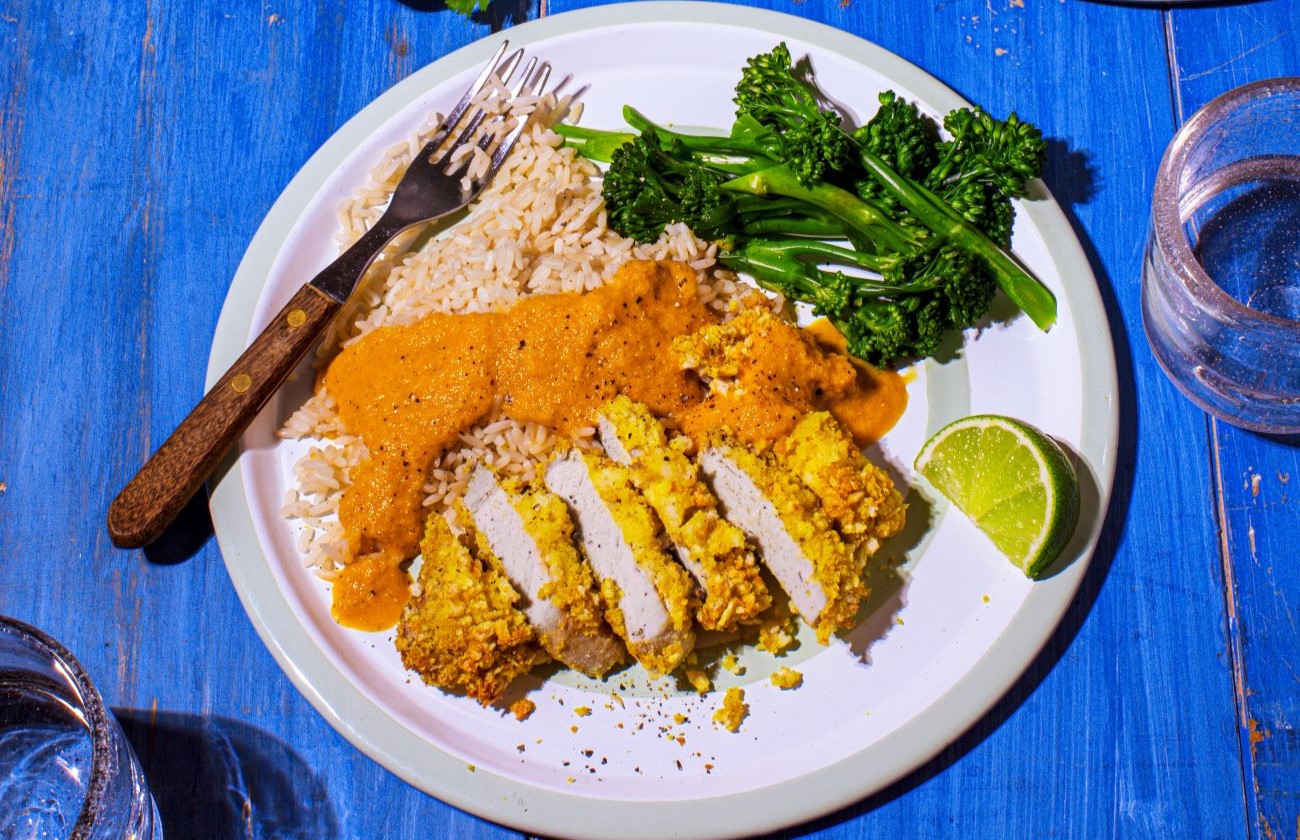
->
xmin=281 ymin=90 xmax=741 ymax=573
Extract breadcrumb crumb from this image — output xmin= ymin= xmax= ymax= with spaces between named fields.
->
xmin=574 ymin=706 xmax=592 ymax=717
xmin=713 ymin=687 xmax=748 ymax=732
xmin=757 ymin=612 xmax=798 ymax=655
xmin=770 ymin=666 xmax=803 ymax=690
xmin=509 ymin=699 xmax=536 ymax=721
xmin=721 ymin=653 xmax=745 ymax=675
xmin=685 ymin=669 xmax=712 ymax=693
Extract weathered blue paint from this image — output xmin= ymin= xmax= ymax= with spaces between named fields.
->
xmin=2 ymin=0 xmax=1296 ymax=837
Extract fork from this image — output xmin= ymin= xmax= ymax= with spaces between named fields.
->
xmin=107 ymin=41 xmax=551 ymax=548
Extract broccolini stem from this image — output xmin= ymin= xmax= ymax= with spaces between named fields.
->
xmin=552 ymin=125 xmax=635 ymax=163
xmin=854 ymin=144 xmax=1057 ymax=330
xmin=733 ymin=238 xmax=893 ymax=272
xmin=722 ymin=166 xmax=922 ymax=256
xmin=738 ymin=215 xmax=845 ymax=238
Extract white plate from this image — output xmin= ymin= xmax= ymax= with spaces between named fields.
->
xmin=208 ymin=4 xmax=1118 ymax=838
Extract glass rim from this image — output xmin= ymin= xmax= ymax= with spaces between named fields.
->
xmin=1151 ymin=75 xmax=1300 ymax=332
xmin=0 ymin=614 xmax=114 ymax=837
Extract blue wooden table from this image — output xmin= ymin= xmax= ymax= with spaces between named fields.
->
xmin=1 ymin=0 xmax=1297 ymax=837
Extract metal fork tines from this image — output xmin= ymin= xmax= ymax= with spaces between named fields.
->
xmin=105 ymin=40 xmax=553 ymax=549
xmin=310 ymin=41 xmax=551 ymax=303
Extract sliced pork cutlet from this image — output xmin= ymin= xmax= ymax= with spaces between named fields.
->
xmin=699 ymin=440 xmax=864 ymax=644
xmin=596 ymin=396 xmax=770 ymax=633
xmin=775 ymin=411 xmax=907 ymax=550
xmin=395 ymin=511 xmax=547 ymax=705
xmin=462 ymin=465 xmax=623 ymax=678
xmin=544 ymin=448 xmax=696 ymax=675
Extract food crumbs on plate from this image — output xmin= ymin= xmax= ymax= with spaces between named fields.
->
xmin=574 ymin=706 xmax=592 ymax=717
xmin=895 ymin=616 xmax=905 ymax=626
xmin=673 ymin=712 xmax=688 ymax=724
xmin=685 ymin=669 xmax=712 ymax=693
xmin=713 ymin=687 xmax=748 ymax=733
xmin=509 ymin=699 xmax=536 ymax=721
xmin=982 ymin=594 xmax=990 ymax=603
xmin=721 ymin=654 xmax=746 ymax=675
xmin=0 ymin=482 xmax=7 ymax=494
xmin=570 ymin=725 xmax=579 ymax=733
xmin=611 ymin=693 xmax=625 ymax=708
xmin=566 ymin=776 xmax=575 ymax=784
xmin=467 ymin=764 xmax=476 ymax=773
xmin=516 ymin=743 xmax=526 ymax=753
xmin=756 ymin=614 xmax=797 ymax=655
xmin=770 ymin=667 xmax=803 ymax=690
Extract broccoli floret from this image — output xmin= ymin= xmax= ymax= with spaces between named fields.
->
xmin=853 ymin=90 xmax=938 ymax=217
xmin=844 ymin=297 xmax=949 ymax=366
xmin=927 ymin=107 xmax=1046 ymax=200
xmin=733 ymin=43 xmax=854 ymax=186
xmin=601 ymin=133 xmax=737 ymax=242
xmin=556 ymin=43 xmax=1056 ymax=365
xmin=922 ymin=106 xmax=1046 ymax=247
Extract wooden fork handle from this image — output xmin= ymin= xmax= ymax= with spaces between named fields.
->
xmin=108 ymin=285 xmax=341 ymax=548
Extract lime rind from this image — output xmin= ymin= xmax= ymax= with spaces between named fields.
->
xmin=914 ymin=415 xmax=1080 ymax=578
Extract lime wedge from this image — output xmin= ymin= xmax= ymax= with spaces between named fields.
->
xmin=914 ymin=415 xmax=1079 ymax=578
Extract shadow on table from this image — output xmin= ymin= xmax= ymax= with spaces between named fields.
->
xmin=141 ymin=487 xmax=215 ymax=567
xmin=755 ymin=138 xmax=1138 ymax=839
xmin=116 ymin=710 xmax=340 ymax=840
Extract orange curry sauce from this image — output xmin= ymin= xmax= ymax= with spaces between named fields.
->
xmin=321 ymin=260 xmax=907 ymax=630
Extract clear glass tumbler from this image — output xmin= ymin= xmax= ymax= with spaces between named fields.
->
xmin=1142 ymin=77 xmax=1300 ymax=433
xmin=0 ymin=616 xmax=161 ymax=839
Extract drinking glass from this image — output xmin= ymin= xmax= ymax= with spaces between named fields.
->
xmin=1142 ymin=77 xmax=1300 ymax=433
xmin=0 ymin=615 xmax=161 ymax=839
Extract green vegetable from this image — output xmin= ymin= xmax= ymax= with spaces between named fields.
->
xmin=554 ymin=43 xmax=1056 ymax=366
xmin=445 ymin=0 xmax=490 ymax=16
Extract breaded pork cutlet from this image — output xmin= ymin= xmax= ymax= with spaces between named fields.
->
xmin=699 ymin=440 xmax=864 ymax=644
xmin=463 ymin=466 xmax=624 ymax=678
xmin=395 ymin=513 xmax=546 ymax=705
xmin=597 ymin=396 xmax=770 ymax=632
xmin=545 ymin=448 xmax=696 ymax=675
xmin=776 ymin=411 xmax=907 ymax=549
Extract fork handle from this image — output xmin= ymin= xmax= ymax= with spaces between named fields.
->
xmin=107 ymin=285 xmax=340 ymax=548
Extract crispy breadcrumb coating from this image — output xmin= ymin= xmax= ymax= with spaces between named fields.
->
xmin=713 ymin=687 xmax=748 ymax=732
xmin=776 ymin=411 xmax=906 ymax=548
xmin=599 ymin=396 xmax=771 ymax=632
xmin=580 ymin=452 xmax=697 ymax=675
xmin=503 ymin=477 xmax=621 ymax=676
xmin=396 ymin=514 xmax=546 ymax=705
xmin=708 ymin=439 xmax=864 ymax=644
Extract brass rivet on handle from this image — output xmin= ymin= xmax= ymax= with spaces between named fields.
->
xmin=287 ymin=309 xmax=307 ymax=328
xmin=231 ymin=373 xmax=252 ymax=393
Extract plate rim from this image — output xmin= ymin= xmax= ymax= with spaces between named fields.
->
xmin=207 ymin=3 xmax=1119 ymax=838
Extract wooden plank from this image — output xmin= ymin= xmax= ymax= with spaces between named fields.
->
xmin=0 ymin=0 xmax=532 ymax=837
xmin=538 ymin=0 xmax=1246 ymax=837
xmin=1167 ymin=5 xmax=1300 ymax=838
